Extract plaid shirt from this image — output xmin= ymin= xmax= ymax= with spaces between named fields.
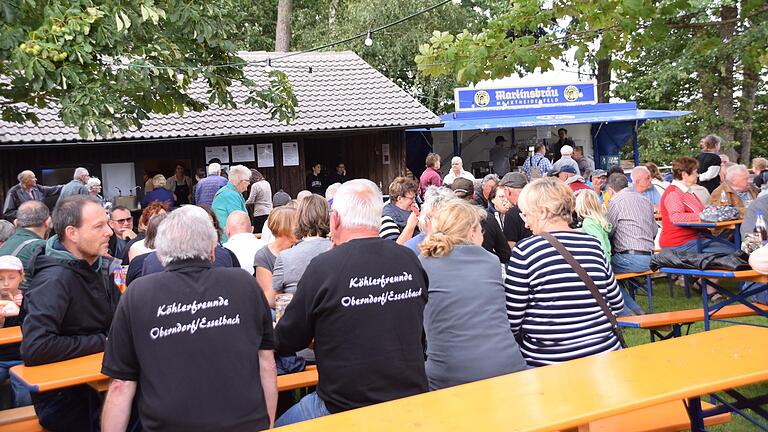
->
xmin=522 ymin=153 xmax=553 ymax=179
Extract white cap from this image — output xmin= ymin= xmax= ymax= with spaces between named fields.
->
xmin=561 ymin=145 xmax=574 ymax=156
xmin=0 ymin=256 xmax=23 ymax=272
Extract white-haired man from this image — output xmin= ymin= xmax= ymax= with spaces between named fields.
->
xmin=274 ymin=179 xmax=429 ymax=426
xmin=443 ymin=156 xmax=476 ymax=186
xmin=194 ymin=162 xmax=228 ymax=206
xmin=57 ymin=167 xmax=90 ymax=203
xmin=101 ymin=205 xmax=277 ymax=431
xmin=552 ymin=145 xmax=581 ymax=177
xmin=708 ymin=164 xmax=758 ymax=215
xmin=212 ymin=165 xmax=251 ymax=242
xmin=2 ymin=170 xmax=63 ymax=222
xmin=630 ymin=166 xmax=662 ymax=208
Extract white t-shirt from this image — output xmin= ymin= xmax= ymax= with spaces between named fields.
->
xmin=223 ymin=233 xmax=267 ymax=275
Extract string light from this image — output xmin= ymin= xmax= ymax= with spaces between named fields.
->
xmin=264 ymin=58 xmax=273 ymax=73
xmin=364 ymin=30 xmax=373 ymax=47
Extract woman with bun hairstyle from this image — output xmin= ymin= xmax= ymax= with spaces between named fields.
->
xmin=418 ymin=200 xmax=526 ymax=390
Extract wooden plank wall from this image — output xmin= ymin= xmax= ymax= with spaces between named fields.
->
xmin=0 ymin=129 xmax=406 ymax=214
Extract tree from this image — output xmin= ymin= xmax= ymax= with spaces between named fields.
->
xmin=0 ymin=0 xmax=296 ymax=139
xmin=275 ymin=0 xmax=292 ymax=52
xmin=414 ymin=0 xmax=768 ymax=162
xmin=289 ymin=0 xmax=496 ymax=113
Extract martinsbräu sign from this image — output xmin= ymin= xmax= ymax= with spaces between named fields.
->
xmin=454 ymin=83 xmax=597 ymax=112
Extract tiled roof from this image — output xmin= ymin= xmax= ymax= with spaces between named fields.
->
xmin=0 ymin=51 xmax=441 ymax=143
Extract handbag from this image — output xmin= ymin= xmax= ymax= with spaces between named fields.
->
xmin=700 ymin=205 xmax=740 ymax=222
xmin=540 ymin=232 xmax=628 ymax=348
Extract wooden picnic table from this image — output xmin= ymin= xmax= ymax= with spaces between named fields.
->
xmin=273 ymin=326 xmax=768 ymax=432
xmin=0 ymin=327 xmax=22 ymax=346
xmin=659 ymin=267 xmax=768 ymax=331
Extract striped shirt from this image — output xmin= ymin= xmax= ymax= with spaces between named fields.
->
xmin=606 ymin=189 xmax=658 ymax=253
xmin=379 ymin=216 xmax=401 ymax=241
xmin=504 ymin=231 xmax=624 ymax=367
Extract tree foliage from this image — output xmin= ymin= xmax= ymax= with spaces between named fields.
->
xmin=288 ymin=0 xmax=498 ymax=113
xmin=0 ymin=0 xmax=296 ymax=139
xmin=414 ymin=0 xmax=768 ymax=163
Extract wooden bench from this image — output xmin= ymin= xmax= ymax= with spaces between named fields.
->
xmin=0 ymin=365 xmax=319 ymax=431
xmin=0 ymin=406 xmax=43 ymax=432
xmin=618 ymin=303 xmax=768 ymax=340
xmin=615 ymin=270 xmax=657 ymax=313
xmin=0 ymin=328 xmax=21 ymax=346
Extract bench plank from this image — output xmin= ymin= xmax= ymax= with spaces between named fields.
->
xmin=618 ymin=304 xmax=768 ymax=328
xmin=615 ymin=270 xmax=656 ymax=281
xmin=584 ymin=400 xmax=731 ymax=432
xmin=0 ymin=327 xmax=22 ymax=346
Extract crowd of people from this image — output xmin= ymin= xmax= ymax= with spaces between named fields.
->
xmin=0 ymin=132 xmax=765 ymax=431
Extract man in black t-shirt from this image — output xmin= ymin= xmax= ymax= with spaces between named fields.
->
xmin=698 ymin=134 xmax=723 ymax=193
xmin=499 ymin=172 xmax=533 ymax=250
xmin=274 ymin=179 xmax=428 ymax=426
xmin=101 ymin=206 xmax=277 ymax=432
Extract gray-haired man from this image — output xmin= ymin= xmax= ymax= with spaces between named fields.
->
xmin=274 ymin=179 xmax=428 ymax=426
xmin=57 ymin=167 xmax=91 ymax=203
xmin=101 ymin=205 xmax=277 ymax=431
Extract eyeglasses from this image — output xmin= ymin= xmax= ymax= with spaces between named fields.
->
xmin=112 ymin=217 xmax=133 ymax=224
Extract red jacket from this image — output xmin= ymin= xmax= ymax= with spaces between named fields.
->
xmin=418 ymin=167 xmax=442 ymax=198
xmin=659 ymin=184 xmax=703 ymax=248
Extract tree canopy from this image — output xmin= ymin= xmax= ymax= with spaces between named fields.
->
xmin=0 ymin=0 xmax=296 ymax=139
xmin=415 ymin=0 xmax=768 ymax=163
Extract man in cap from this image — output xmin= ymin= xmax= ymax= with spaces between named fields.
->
xmin=553 ymin=165 xmax=590 ymax=193
xmin=498 ymin=172 xmax=532 ymax=250
xmin=590 ymin=169 xmax=610 ymax=205
xmin=552 ymin=145 xmax=581 ymax=177
xmin=452 ymin=178 xmax=510 ymax=262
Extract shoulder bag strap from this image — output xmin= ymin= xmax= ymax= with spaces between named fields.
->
xmin=540 ymin=232 xmax=627 ymax=348
xmin=11 ymin=238 xmax=42 ymax=257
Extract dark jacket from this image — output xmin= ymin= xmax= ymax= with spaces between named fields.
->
xmin=2 ymin=184 xmax=62 ymax=222
xmin=21 ymin=235 xmax=121 ymax=366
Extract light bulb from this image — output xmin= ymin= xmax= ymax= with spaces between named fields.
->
xmin=364 ymin=30 xmax=373 ymax=47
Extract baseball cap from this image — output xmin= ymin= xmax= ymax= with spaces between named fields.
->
xmin=0 ymin=256 xmax=23 ymax=272
xmin=591 ymin=169 xmax=607 ymax=178
xmin=499 ymin=172 xmax=528 ymax=189
xmin=272 ymin=191 xmax=291 ymax=207
xmin=450 ymin=178 xmax=474 ymax=198
xmin=559 ymin=165 xmax=577 ymax=175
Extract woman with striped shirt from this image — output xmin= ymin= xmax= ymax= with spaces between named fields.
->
xmin=505 ymin=178 xmax=624 ymax=367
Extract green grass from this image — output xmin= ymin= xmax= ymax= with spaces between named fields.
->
xmin=624 ymin=277 xmax=767 ymax=431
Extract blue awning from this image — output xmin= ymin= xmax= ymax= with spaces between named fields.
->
xmin=407 ymin=102 xmax=689 ymax=131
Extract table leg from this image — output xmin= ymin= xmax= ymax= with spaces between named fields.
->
xmin=702 ymin=278 xmax=711 ymax=331
xmin=645 ymin=275 xmax=654 ymax=313
xmin=686 ymin=396 xmax=706 ymax=432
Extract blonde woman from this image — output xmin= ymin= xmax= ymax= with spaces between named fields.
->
xmin=419 ymin=200 xmax=526 ymax=390
xmin=576 ymin=189 xmax=612 ymax=260
xmin=254 ymin=206 xmax=297 ymax=307
xmin=505 ymin=178 xmax=623 ymax=367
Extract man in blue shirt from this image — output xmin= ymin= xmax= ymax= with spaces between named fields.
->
xmin=631 ymin=166 xmax=661 ymax=209
xmin=194 ymin=163 xmax=229 ymax=206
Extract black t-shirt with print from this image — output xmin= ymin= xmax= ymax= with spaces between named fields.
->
xmin=103 ymin=259 xmax=274 ymax=432
xmin=275 ymin=237 xmax=429 ymax=414
xmin=503 ymin=205 xmax=533 ymax=244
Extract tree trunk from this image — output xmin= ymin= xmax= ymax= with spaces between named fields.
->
xmin=329 ymin=0 xmax=339 ymax=34
xmin=596 ymin=56 xmax=611 ymax=103
xmin=716 ymin=5 xmax=737 ymax=144
xmin=275 ymin=0 xmax=293 ymax=52
xmin=738 ymin=61 xmax=758 ymax=163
